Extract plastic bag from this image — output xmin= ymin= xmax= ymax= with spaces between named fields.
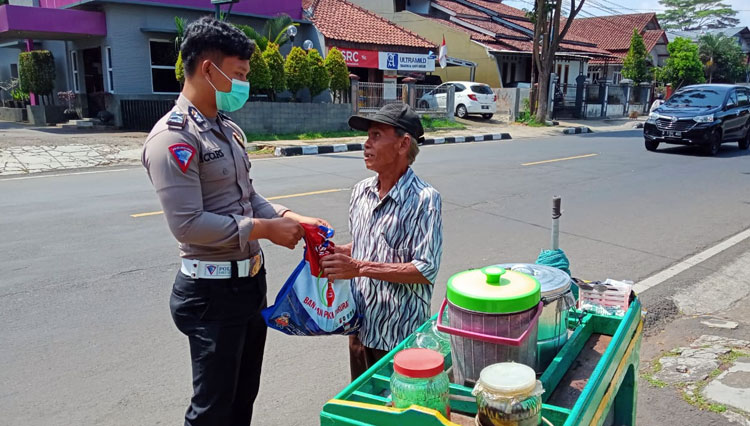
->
xmin=262 ymin=224 xmax=361 ymax=336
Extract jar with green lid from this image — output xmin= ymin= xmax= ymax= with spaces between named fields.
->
xmin=472 ymin=362 xmax=544 ymax=426
xmin=390 ymin=348 xmax=451 ymax=419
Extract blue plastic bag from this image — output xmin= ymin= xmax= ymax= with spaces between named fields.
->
xmin=262 ymin=224 xmax=361 ymax=336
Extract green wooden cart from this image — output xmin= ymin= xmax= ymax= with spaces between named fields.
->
xmin=321 ymin=298 xmax=643 ymax=426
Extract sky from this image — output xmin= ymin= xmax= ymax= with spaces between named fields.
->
xmin=501 ymin=0 xmax=750 ymax=28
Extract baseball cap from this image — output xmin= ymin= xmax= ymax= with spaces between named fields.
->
xmin=348 ymin=103 xmax=425 ymax=144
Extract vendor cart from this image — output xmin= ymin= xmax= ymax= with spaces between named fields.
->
xmin=320 ymin=297 xmax=643 ymax=426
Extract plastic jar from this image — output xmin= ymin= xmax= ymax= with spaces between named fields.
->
xmin=472 ymin=362 xmax=544 ymax=426
xmin=390 ymin=348 xmax=451 ymax=418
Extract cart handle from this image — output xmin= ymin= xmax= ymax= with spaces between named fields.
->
xmin=436 ymin=299 xmax=543 ymax=347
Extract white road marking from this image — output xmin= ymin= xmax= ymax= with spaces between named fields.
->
xmin=633 ymin=227 xmax=750 ymax=294
xmin=0 ymin=168 xmax=131 ymax=182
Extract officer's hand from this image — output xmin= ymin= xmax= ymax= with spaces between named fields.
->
xmin=282 ymin=211 xmax=331 ymax=229
xmin=267 ymin=217 xmax=304 ymax=250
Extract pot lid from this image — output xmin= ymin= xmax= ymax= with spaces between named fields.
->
xmin=478 ymin=362 xmax=537 ymax=396
xmin=494 ymin=263 xmax=571 ymax=298
xmin=446 ymin=266 xmax=541 ymax=314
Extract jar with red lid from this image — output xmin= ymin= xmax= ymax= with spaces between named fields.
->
xmin=390 ymin=348 xmax=451 ymax=418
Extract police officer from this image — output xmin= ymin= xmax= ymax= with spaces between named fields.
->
xmin=142 ymin=17 xmax=328 ymax=426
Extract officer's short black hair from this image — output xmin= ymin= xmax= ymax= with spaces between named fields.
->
xmin=181 ymin=16 xmax=255 ymax=77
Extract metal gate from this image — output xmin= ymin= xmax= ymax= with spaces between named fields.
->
xmin=120 ymin=99 xmax=175 ymax=131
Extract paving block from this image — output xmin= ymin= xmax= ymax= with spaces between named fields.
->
xmin=703 ymin=359 xmax=750 ymax=413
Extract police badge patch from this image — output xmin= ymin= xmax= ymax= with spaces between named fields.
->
xmin=168 ymin=143 xmax=195 ymax=173
xmin=188 ymin=106 xmax=207 ymax=127
xmin=166 ymin=111 xmax=186 ymax=128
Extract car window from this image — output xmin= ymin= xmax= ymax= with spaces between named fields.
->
xmin=471 ymin=85 xmax=493 ymax=94
xmin=738 ymin=89 xmax=750 ymax=107
xmin=664 ymin=88 xmax=726 ymax=108
xmin=726 ymin=91 xmax=738 ymax=109
xmin=454 ymin=83 xmax=466 ymax=92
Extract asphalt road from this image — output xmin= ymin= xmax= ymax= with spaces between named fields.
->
xmin=2 ymin=130 xmax=750 ymax=425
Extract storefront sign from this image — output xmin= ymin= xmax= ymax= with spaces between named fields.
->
xmin=336 ymin=48 xmax=379 ymax=68
xmin=378 ymin=52 xmax=435 ymax=72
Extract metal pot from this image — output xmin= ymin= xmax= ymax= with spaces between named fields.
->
xmin=496 ymin=264 xmax=575 ymax=372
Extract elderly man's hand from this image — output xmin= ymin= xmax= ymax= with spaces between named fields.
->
xmin=321 ymin=253 xmax=361 ymax=280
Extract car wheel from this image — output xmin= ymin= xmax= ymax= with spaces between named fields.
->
xmin=705 ymin=131 xmax=722 ymax=156
xmin=738 ymin=131 xmax=750 ymax=150
xmin=645 ymin=139 xmax=659 ymax=151
xmin=456 ymin=104 xmax=468 ymax=119
xmin=482 ymin=113 xmax=494 ymax=120
xmin=419 ymin=100 xmax=430 ymax=109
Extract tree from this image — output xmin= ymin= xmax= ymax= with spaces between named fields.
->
xmin=18 ymin=50 xmax=56 ymax=96
xmin=307 ymin=49 xmax=330 ymax=99
xmin=622 ymin=28 xmax=651 ymax=84
xmin=325 ymin=47 xmax=349 ymax=103
xmin=658 ymin=0 xmax=739 ymax=30
xmin=653 ymin=37 xmax=705 ymax=89
xmin=263 ymin=14 xmax=298 ymax=47
xmin=248 ymin=47 xmax=271 ymax=95
xmin=263 ymin=43 xmax=286 ymax=99
xmin=698 ymin=33 xmax=746 ymax=83
xmin=174 ymin=17 xmax=187 ymax=84
xmin=236 ymin=24 xmax=269 ymax=52
xmin=285 ymin=46 xmax=310 ymax=100
xmin=530 ymin=0 xmax=586 ymax=122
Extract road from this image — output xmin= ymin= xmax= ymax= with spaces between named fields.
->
xmin=2 ymin=130 xmax=750 ymax=425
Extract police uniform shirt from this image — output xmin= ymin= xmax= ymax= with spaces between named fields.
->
xmin=142 ymin=94 xmax=287 ymax=261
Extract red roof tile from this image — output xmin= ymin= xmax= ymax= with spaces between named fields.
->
xmin=305 ymin=0 xmax=434 ymax=49
xmin=565 ymin=13 xmax=659 ymax=51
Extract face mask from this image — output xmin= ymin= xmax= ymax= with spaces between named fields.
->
xmin=206 ymin=62 xmax=249 ymax=112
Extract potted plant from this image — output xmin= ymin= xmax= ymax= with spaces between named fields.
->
xmin=57 ymin=90 xmax=79 ymax=120
xmin=10 ymin=87 xmax=29 ymax=108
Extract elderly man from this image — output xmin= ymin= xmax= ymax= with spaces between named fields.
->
xmin=321 ymin=103 xmax=443 ymax=380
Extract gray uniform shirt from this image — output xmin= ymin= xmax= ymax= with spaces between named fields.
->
xmin=142 ymin=95 xmax=287 ymax=261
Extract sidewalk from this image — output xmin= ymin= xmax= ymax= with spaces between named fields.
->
xmin=0 ymin=117 xmax=643 ymax=176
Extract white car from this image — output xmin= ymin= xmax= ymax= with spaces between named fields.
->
xmin=418 ymin=81 xmax=497 ymax=120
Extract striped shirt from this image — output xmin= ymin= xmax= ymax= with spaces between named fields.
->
xmin=349 ymin=167 xmax=443 ymax=351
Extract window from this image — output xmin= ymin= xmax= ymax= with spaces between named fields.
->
xmin=105 ymin=46 xmax=114 ymax=93
xmin=737 ymin=89 xmax=749 ymax=107
xmin=70 ymin=50 xmax=80 ymax=93
xmin=471 ymin=85 xmax=493 ymax=94
xmin=726 ymin=91 xmax=738 ymax=108
xmin=453 ymin=83 xmax=466 ymax=92
xmin=149 ymin=40 xmax=180 ymax=94
xmin=10 ymin=63 xmax=18 ymax=79
xmin=666 ymin=88 xmax=725 ymax=108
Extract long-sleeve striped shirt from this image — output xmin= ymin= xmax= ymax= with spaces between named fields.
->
xmin=349 ymin=167 xmax=443 ymax=351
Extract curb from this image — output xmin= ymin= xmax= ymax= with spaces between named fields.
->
xmin=273 ymin=133 xmax=512 ymax=157
xmin=562 ymin=126 xmax=592 ymax=135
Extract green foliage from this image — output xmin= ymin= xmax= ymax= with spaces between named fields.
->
xmin=657 ymin=0 xmax=739 ymax=30
xmin=421 ymin=115 xmax=465 ymax=130
xmin=653 ymin=37 xmax=705 ymax=89
xmin=236 ymin=24 xmax=269 ymax=52
xmin=175 ymin=51 xmax=184 ymax=84
xmin=622 ymin=28 xmax=651 ymax=84
xmin=11 ymin=87 xmax=29 ymax=102
xmin=325 ymin=47 xmax=350 ymax=94
xmin=263 ymin=43 xmax=286 ymax=93
xmin=307 ymin=49 xmax=330 ymax=98
xmin=248 ymin=48 xmax=271 ymax=93
xmin=18 ymin=50 xmax=56 ymax=95
xmin=284 ymin=46 xmax=310 ymax=98
xmin=263 ymin=14 xmax=297 ymax=47
xmin=698 ymin=33 xmax=747 ymax=83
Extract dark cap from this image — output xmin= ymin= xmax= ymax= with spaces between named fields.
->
xmin=348 ymin=103 xmax=425 ymax=143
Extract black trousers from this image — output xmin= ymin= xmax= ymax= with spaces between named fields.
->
xmin=170 ymin=268 xmax=268 ymax=426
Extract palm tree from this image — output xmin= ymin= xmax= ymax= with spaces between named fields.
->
xmin=263 ymin=14 xmax=298 ymax=47
xmin=699 ymin=33 xmax=723 ymax=83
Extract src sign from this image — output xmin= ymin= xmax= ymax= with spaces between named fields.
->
xmin=336 ymin=48 xmax=379 ymax=68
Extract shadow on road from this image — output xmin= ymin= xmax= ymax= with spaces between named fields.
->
xmin=653 ymin=144 xmax=750 ymax=158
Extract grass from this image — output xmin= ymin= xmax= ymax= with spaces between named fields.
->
xmin=247 ymin=147 xmax=275 ymax=156
xmin=641 ymin=358 xmax=668 ymax=388
xmin=515 ymin=111 xmax=548 ymax=127
xmin=420 ymin=115 xmax=465 ymax=130
xmin=243 ymin=115 xmax=464 ymax=143
xmin=245 ymin=130 xmax=366 ymax=142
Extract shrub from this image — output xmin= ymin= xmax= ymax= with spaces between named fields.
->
xmin=307 ymin=49 xmax=330 ymax=98
xmin=18 ymin=50 xmax=56 ymax=95
xmin=285 ymin=46 xmax=310 ymax=99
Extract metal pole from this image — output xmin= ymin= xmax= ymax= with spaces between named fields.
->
xmin=214 ymin=4 xmax=220 ymax=19
xmin=551 ymin=196 xmax=561 ymax=250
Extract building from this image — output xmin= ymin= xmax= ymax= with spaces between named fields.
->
xmin=0 ymin=0 xmax=317 ymax=125
xmin=347 ymin=0 xmax=614 ymax=88
xmin=566 ymin=13 xmax=669 ymax=84
xmin=302 ymin=0 xmax=435 ymax=84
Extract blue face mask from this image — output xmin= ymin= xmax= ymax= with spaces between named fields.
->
xmin=207 ymin=62 xmax=249 ymax=112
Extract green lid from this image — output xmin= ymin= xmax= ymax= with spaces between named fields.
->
xmin=446 ymin=266 xmax=541 ymax=314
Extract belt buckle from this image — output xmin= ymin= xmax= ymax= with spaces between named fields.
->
xmin=250 ymin=254 xmax=262 ymax=277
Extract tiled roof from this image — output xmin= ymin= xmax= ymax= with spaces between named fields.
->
xmin=643 ymin=29 xmax=667 ymax=52
xmin=565 ymin=13 xmax=659 ymax=51
xmin=304 ymin=0 xmax=434 ymax=49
